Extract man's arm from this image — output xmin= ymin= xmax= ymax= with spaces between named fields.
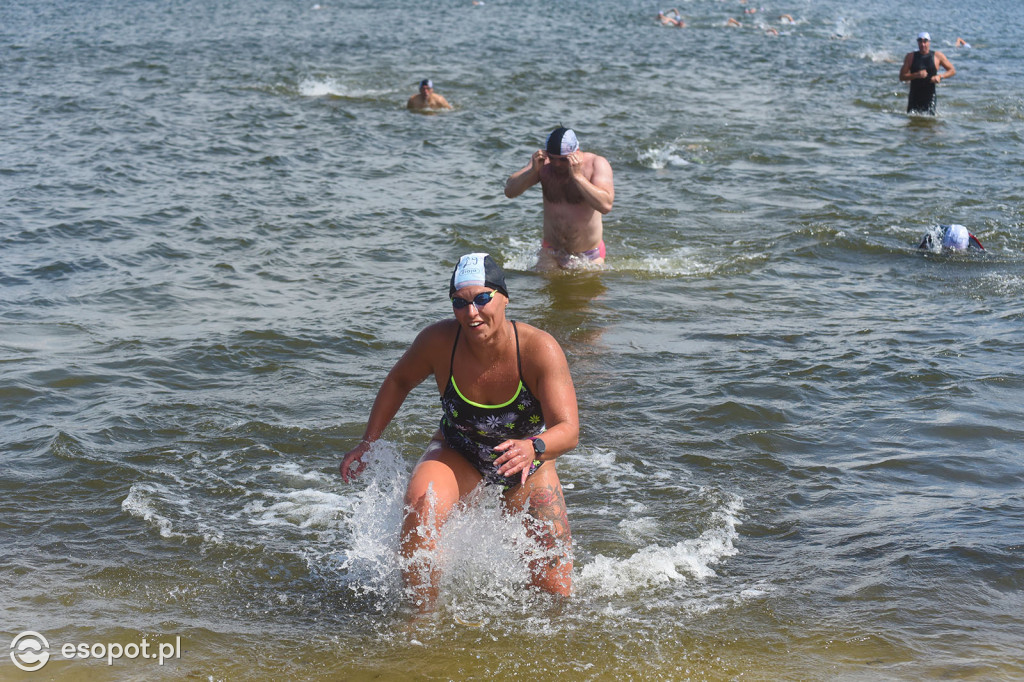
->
xmin=569 ymin=154 xmax=614 ymax=214
xmin=898 ymin=52 xmax=918 ymax=81
xmin=934 ymin=51 xmax=955 ymax=82
xmin=504 ymin=150 xmax=545 ymax=198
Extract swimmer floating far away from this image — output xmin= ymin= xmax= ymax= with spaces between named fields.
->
xmin=340 ymin=253 xmax=577 ymax=611
xmin=407 ymin=78 xmax=452 ymax=111
xmin=918 ymin=224 xmax=984 ymax=252
xmin=657 ymin=8 xmax=685 ymax=27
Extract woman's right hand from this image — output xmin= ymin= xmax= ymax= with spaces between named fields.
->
xmin=340 ymin=440 xmax=372 ymax=483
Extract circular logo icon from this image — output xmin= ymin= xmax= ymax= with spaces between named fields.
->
xmin=10 ymin=631 xmax=50 ymax=672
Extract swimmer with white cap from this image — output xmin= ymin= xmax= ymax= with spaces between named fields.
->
xmin=658 ymin=8 xmax=685 ymax=27
xmin=918 ymin=224 xmax=984 ymax=252
xmin=407 ymin=78 xmax=452 ymax=110
xmin=340 ymin=253 xmax=578 ymax=609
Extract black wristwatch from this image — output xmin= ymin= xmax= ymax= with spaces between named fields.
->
xmin=530 ymin=437 xmax=546 ymax=457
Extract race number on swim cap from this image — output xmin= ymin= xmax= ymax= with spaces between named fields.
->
xmin=450 ymin=253 xmax=508 ymax=297
xmin=453 ymin=253 xmax=489 ymax=290
xmin=546 ymin=127 xmax=579 ymax=156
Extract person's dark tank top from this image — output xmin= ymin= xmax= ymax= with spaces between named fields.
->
xmin=911 ymin=50 xmax=937 ymax=77
xmin=439 ymin=321 xmax=546 ymax=487
xmin=908 ymin=51 xmax=937 ymax=113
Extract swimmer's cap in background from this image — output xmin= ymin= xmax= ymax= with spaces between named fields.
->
xmin=450 ymin=253 xmax=508 ymax=298
xmin=546 ymin=127 xmax=579 ymax=156
xmin=941 ymin=224 xmax=969 ymax=251
xmin=917 ymin=31 xmax=931 ymax=41
xmin=420 ymin=79 xmax=433 ymax=88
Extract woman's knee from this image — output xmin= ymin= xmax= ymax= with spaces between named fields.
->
xmin=403 ymin=447 xmax=481 ymax=522
xmin=530 ymin=556 xmax=573 ymax=595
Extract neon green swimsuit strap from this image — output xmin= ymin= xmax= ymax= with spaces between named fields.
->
xmin=450 ymin=375 xmax=524 ymax=409
xmin=447 ymin=320 xmax=526 ymax=409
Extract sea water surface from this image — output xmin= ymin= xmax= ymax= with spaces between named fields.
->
xmin=2 ymin=0 xmax=1023 ymax=679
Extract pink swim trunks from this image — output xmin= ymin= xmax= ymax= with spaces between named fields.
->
xmin=541 ymin=240 xmax=606 ymax=266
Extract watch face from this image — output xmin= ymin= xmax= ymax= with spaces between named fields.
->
xmin=532 ymin=437 xmax=546 ymax=455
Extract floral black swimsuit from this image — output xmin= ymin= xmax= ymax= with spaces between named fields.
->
xmin=440 ymin=321 xmax=546 ymax=489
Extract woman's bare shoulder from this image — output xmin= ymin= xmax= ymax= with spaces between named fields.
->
xmin=414 ymin=318 xmax=459 ymax=348
xmin=514 ymin=321 xmax=564 ymax=358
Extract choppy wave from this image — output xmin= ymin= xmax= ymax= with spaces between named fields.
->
xmin=579 ymin=494 xmax=742 ymax=596
xmin=296 ymin=77 xmax=394 ymax=100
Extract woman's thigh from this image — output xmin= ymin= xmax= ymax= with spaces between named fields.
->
xmin=404 ymin=436 xmax=483 ymax=517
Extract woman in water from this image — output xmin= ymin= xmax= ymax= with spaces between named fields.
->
xmin=340 ymin=253 xmax=577 ymax=609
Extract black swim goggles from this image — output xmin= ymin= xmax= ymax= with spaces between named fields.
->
xmin=451 ymin=290 xmax=498 ymax=310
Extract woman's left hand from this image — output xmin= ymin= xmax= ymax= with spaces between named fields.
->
xmin=492 ymin=439 xmax=538 ymax=486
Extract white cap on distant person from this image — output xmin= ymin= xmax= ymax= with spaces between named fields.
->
xmin=941 ymin=224 xmax=969 ymax=251
xmin=917 ymin=31 xmax=931 ymax=41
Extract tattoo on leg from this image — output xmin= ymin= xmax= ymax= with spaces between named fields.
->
xmin=526 ymin=481 xmax=572 ymax=554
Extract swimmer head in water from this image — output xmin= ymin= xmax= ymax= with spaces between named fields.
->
xmin=918 ymin=224 xmax=985 ymax=252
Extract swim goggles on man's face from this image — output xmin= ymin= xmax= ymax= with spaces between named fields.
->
xmin=451 ymin=290 xmax=497 ymax=310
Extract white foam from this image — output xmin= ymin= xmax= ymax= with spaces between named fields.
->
xmin=329 ymin=441 xmax=571 ymax=612
xmin=121 ymin=482 xmax=225 ymax=544
xmin=433 ymin=487 xmax=537 ymax=599
xmin=297 ymin=77 xmax=392 ymax=99
xmin=860 ymin=49 xmax=898 ymax=63
xmin=631 ymin=248 xmax=719 ymax=277
xmin=245 ymin=489 xmax=346 ymax=529
xmin=578 ymin=494 xmax=743 ymax=597
xmin=330 ymin=441 xmax=412 ymax=605
xmin=638 ymin=142 xmax=693 ymax=170
xmin=618 ymin=516 xmax=660 ymax=543
xmin=123 ymin=438 xmax=746 ymax=616
xmin=918 ymin=224 xmax=944 ymax=253
xmin=268 ymin=461 xmax=334 ymax=488
xmin=563 ymin=446 xmax=638 ymax=495
xmin=503 ymin=236 xmax=541 ymax=271
xmin=122 ymin=483 xmax=176 ymax=538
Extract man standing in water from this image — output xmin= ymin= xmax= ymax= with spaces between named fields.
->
xmin=899 ymin=32 xmax=955 ymax=115
xmin=407 ymin=79 xmax=452 ymax=110
xmin=504 ymin=127 xmax=614 ymax=270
